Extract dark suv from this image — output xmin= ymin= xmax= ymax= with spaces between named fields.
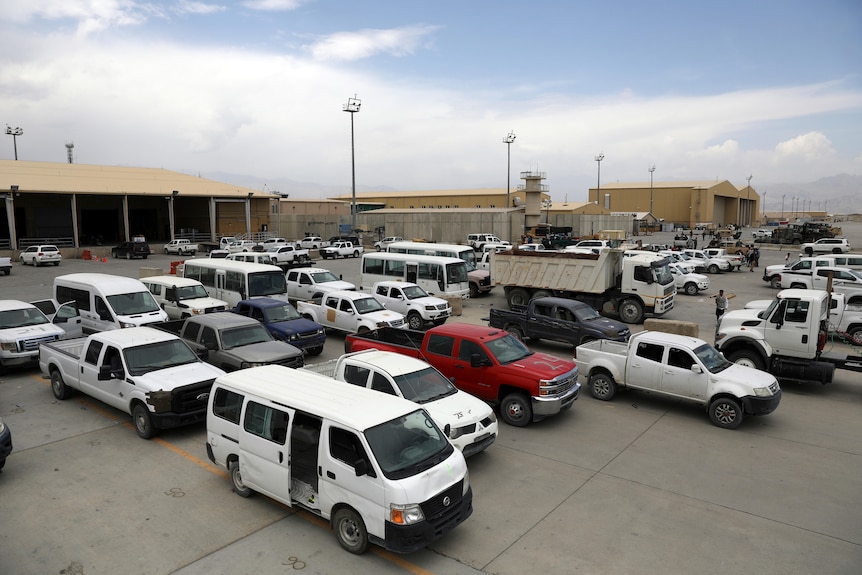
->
xmin=111 ymin=241 xmax=151 ymax=259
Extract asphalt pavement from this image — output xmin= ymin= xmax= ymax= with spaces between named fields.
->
xmin=0 ymin=225 xmax=860 ymax=575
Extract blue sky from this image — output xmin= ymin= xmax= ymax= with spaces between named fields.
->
xmin=1 ymin=0 xmax=860 ymax=201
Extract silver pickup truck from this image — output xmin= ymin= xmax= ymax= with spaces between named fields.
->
xmin=39 ymin=327 xmax=225 ymax=438
xmin=576 ymin=331 xmax=781 ymax=429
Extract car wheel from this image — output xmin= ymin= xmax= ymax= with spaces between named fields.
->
xmin=709 ymin=397 xmax=743 ymax=429
xmin=769 ymin=276 xmax=781 ymax=289
xmin=19 ymin=256 xmax=25 ymax=265
xmin=406 ymin=312 xmax=423 ymax=330
xmin=500 ymin=392 xmax=532 ymax=427
xmin=469 ymin=283 xmax=479 ymax=298
xmin=353 ymin=251 xmax=359 ymax=258
xmin=531 ymin=290 xmax=551 ymax=300
xmin=126 ymin=252 xmax=131 ymax=260
xmin=684 ymin=282 xmax=698 ymax=296
xmin=54 ymin=261 xmax=60 ymax=266
xmin=229 ymin=460 xmax=253 ymax=498
xmin=333 ymin=507 xmax=368 ymax=554
xmin=790 ymin=283 xmax=806 ymax=289
xmin=308 ymin=346 xmax=324 ymax=356
xmin=132 ymin=403 xmax=157 ymax=439
xmin=708 ymin=264 xmax=719 ymax=274
xmin=588 ymin=372 xmax=617 ymax=401
xmin=833 ymin=248 xmax=842 ymax=254
xmin=727 ymin=349 xmax=766 ymax=370
xmin=507 ymin=288 xmax=531 ymax=308
xmin=618 ymin=298 xmax=644 ymax=324
xmin=506 ymin=325 xmax=525 ymax=341
xmin=51 ymin=369 xmax=73 ymax=400
xmin=164 ymin=248 xmax=169 ymax=254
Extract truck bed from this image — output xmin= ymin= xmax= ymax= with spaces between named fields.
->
xmin=40 ymin=337 xmax=89 ymax=360
xmin=345 ymin=327 xmax=425 ymax=353
xmin=300 ymin=358 xmax=338 ymax=378
xmin=491 ymin=249 xmax=621 ymax=294
xmin=575 ymin=338 xmax=628 ymax=361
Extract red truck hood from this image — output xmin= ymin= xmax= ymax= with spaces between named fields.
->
xmin=508 ymin=352 xmax=577 ymax=378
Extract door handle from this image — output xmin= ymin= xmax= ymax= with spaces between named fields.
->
xmin=279 ymin=452 xmax=283 ymax=464
xmin=327 ymin=470 xmax=336 ymax=479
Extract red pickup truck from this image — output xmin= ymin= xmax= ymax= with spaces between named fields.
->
xmin=345 ymin=323 xmax=580 ymax=427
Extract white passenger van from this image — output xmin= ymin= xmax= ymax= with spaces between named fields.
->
xmin=181 ymin=258 xmax=290 ymax=308
xmin=360 ymin=252 xmax=470 ymax=299
xmin=140 ymin=275 xmax=229 ymax=320
xmin=54 ymin=273 xmax=168 ymax=333
xmin=387 ymin=241 xmax=478 ymax=266
xmin=207 ymin=365 xmax=472 ymax=554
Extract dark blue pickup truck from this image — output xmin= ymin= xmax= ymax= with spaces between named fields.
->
xmin=233 ymin=298 xmax=326 ymax=356
xmin=489 ymin=296 xmax=631 ymax=349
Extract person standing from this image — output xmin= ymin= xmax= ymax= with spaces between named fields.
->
xmin=711 ymin=289 xmax=735 ymax=326
xmin=785 ymin=252 xmax=791 ymax=265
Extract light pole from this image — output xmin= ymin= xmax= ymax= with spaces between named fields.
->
xmin=343 ymin=95 xmax=361 ymax=233
xmin=648 ymin=164 xmax=655 ymax=216
xmin=763 ymin=191 xmax=767 ymax=222
xmin=781 ymin=194 xmax=785 ymax=220
xmin=595 ymin=152 xmax=605 ymax=207
xmin=5 ymin=125 xmax=22 ymax=160
xmin=746 ymin=174 xmax=752 ymax=227
xmin=503 ymin=130 xmax=516 ymax=242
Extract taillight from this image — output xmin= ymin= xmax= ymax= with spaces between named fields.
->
xmin=818 ymin=330 xmax=826 ymax=351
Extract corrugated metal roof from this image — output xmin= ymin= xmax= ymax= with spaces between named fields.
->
xmin=0 ymin=160 xmax=259 ymax=197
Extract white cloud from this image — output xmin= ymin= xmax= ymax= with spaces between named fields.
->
xmin=774 ymin=132 xmax=836 ymax=161
xmin=240 ymin=0 xmax=308 ymax=10
xmin=174 ymin=1 xmax=225 ymax=16
xmin=307 ymin=25 xmax=439 ymax=62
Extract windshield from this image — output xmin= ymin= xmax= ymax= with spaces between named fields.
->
xmin=221 ymin=324 xmax=273 ymax=349
xmin=457 ymin=250 xmax=477 ymax=265
xmin=107 ymin=291 xmax=161 ymax=315
xmin=653 ymin=264 xmax=674 ymax=285
xmin=124 ymin=339 xmax=199 ymax=375
xmin=393 ymin=366 xmax=457 ymax=403
xmin=311 ymin=271 xmax=340 ymax=284
xmin=248 ymin=271 xmax=288 ymax=297
xmin=355 ymin=297 xmax=385 ymax=314
xmin=365 ymin=409 xmax=452 ymax=480
xmin=573 ymin=305 xmax=601 ymax=321
xmin=759 ymin=297 xmax=782 ymax=320
xmin=485 ymin=333 xmax=532 ymax=364
xmin=694 ymin=343 xmax=732 ymax=373
xmin=176 ymin=285 xmax=210 ymax=300
xmin=446 ymin=262 xmax=469 ymax=284
xmin=262 ymin=304 xmax=302 ymax=322
xmin=0 ymin=307 xmax=50 ymax=328
xmin=402 ymin=285 xmax=429 ymax=299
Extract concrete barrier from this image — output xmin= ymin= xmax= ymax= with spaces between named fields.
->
xmin=138 ymin=267 xmax=164 ymax=278
xmin=643 ymin=318 xmax=699 ymax=338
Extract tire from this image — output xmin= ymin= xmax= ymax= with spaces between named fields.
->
xmin=684 ymin=282 xmax=698 ymax=296
xmin=507 ymin=288 xmax=531 ymax=308
xmin=19 ymin=256 xmax=25 ymax=265
xmin=353 ymin=251 xmax=359 ymax=258
xmin=847 ymin=326 xmax=862 ymax=346
xmin=708 ymin=397 xmax=743 ymax=429
xmin=132 ymin=403 xmax=157 ymax=439
xmin=833 ymin=248 xmax=842 ymax=254
xmin=618 ymin=298 xmax=644 ymax=324
xmin=333 ymin=507 xmax=368 ymax=554
xmin=308 ymin=346 xmax=324 ymax=356
xmin=506 ymin=325 xmax=525 ymax=341
xmin=112 ymin=251 xmax=118 ymax=258
xmin=406 ymin=311 xmax=424 ymax=330
xmin=727 ymin=349 xmax=766 ymax=371
xmin=499 ymin=392 xmax=531 ymax=427
xmin=50 ymin=369 xmax=73 ymax=400
xmin=804 ymin=247 xmax=813 ymax=256
xmin=164 ymin=248 xmax=169 ymax=254
xmin=356 ymin=326 xmax=370 ymax=334
xmin=469 ymin=283 xmax=479 ymax=298
xmin=769 ymin=276 xmax=781 ymax=289
xmin=588 ymin=372 xmax=617 ymax=401
xmin=54 ymin=261 xmax=60 ymax=266
xmin=708 ymin=264 xmax=719 ymax=274
xmin=531 ymin=290 xmax=552 ymax=300
xmin=229 ymin=460 xmax=253 ymax=498
xmin=790 ymin=283 xmax=806 ymax=289
xmin=126 ymin=252 xmax=131 ymax=260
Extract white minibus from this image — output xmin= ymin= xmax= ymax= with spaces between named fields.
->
xmin=360 ymin=252 xmax=470 ymax=299
xmin=386 ymin=242 xmax=494 ymax=296
xmin=54 ymin=273 xmax=168 ymax=333
xmin=206 ymin=365 xmax=472 ymax=554
xmin=181 ymin=258 xmax=290 ymax=308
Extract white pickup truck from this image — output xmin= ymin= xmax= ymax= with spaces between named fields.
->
xmin=264 ymin=244 xmax=310 ymax=266
xmin=285 ymin=268 xmax=356 ymax=300
xmin=371 ymin=280 xmax=451 ymax=330
xmin=702 ymin=248 xmax=744 ymax=271
xmin=682 ymin=249 xmax=732 ymax=274
xmin=39 ymin=327 xmax=225 ymax=438
xmin=575 ymin=331 xmax=781 ymax=429
xmin=0 ymin=256 xmax=10 ymax=275
xmin=0 ymin=300 xmax=66 ymax=372
xmin=163 ymin=239 xmax=198 ymax=255
xmin=297 ymin=290 xmax=407 ymax=334
xmin=298 ymin=236 xmax=330 ymax=250
xmin=320 ymin=241 xmax=363 ymax=259
xmin=301 ymin=349 xmax=497 ymax=456
xmin=776 ymin=265 xmax=862 ymax=303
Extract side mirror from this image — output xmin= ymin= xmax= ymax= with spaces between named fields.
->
xmin=196 ymin=347 xmax=209 ymax=360
xmin=470 ymin=353 xmax=491 ymax=368
xmin=354 ymin=458 xmax=369 ymax=477
xmin=443 ymin=423 xmax=451 ymax=438
xmin=97 ymin=364 xmax=124 ymax=381
xmin=691 ymin=364 xmax=703 ymax=374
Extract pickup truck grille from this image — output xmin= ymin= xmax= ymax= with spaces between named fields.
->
xmin=480 ymin=276 xmax=491 ymax=287
xmin=420 ymin=479 xmax=464 ymax=535
xmin=274 ymin=355 xmax=304 ymax=369
xmin=205 ymin=306 xmax=227 ymax=314
xmin=435 ymin=303 xmax=449 ymax=311
xmin=19 ymin=334 xmax=60 ymax=352
xmin=768 ymin=381 xmax=780 ymax=394
xmin=545 ymin=368 xmax=579 ymax=398
xmin=172 ymin=379 xmax=216 ymax=414
xmin=388 ymin=318 xmax=405 ymax=328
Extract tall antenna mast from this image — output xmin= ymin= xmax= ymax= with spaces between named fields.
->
xmin=65 ymin=141 xmax=75 ymax=164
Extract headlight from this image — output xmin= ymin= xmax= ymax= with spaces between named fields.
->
xmin=390 ymin=503 xmax=425 ymax=525
xmin=425 ymin=305 xmax=436 ymax=311
xmin=240 ymin=361 xmax=267 ymax=369
xmin=0 ymin=342 xmax=17 ymax=352
xmin=119 ymin=322 xmax=135 ymax=328
xmin=753 ymin=387 xmax=773 ymax=397
xmin=192 ymin=309 xmax=203 ymax=315
xmin=288 ymin=334 xmax=298 ymax=341
xmin=317 ymin=328 xmax=325 ymax=335
xmin=0 ymin=417 xmax=6 ymax=434
xmin=449 ymin=425 xmax=465 ymax=440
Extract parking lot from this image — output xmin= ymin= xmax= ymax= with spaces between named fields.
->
xmin=1 ymin=226 xmax=861 ymax=575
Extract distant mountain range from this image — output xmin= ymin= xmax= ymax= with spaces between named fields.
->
xmin=201 ymin=171 xmax=861 ymax=216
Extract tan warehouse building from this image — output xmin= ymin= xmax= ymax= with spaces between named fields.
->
xmin=588 ymin=180 xmax=760 ymax=228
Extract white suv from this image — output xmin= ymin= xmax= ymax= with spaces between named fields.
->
xmin=19 ymin=245 xmax=62 ymax=266
xmin=468 ymin=233 xmax=510 ymax=251
xmin=374 ymin=236 xmax=404 ymax=251
xmin=800 ymin=238 xmax=850 ymax=255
